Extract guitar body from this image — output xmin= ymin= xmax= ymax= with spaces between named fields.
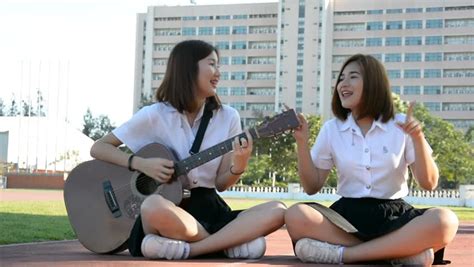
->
xmin=64 ymin=143 xmax=186 ymax=254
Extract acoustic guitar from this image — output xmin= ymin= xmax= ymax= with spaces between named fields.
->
xmin=64 ymin=109 xmax=300 ymax=254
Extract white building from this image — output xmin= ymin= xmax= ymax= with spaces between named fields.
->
xmin=134 ymin=0 xmax=474 ymax=130
xmin=0 ymin=117 xmax=94 ymax=172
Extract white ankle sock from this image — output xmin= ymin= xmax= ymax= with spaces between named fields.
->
xmin=338 ymin=246 xmax=345 ymax=264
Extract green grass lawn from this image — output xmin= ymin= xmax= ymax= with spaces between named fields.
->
xmin=1 ymin=198 xmax=472 ymax=245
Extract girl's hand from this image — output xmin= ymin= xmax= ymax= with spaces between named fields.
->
xmin=292 ymin=113 xmax=310 ymax=145
xmin=231 ymin=130 xmax=253 ymax=173
xmin=138 ymin=157 xmax=175 ymax=183
xmin=397 ymin=101 xmax=424 ymax=140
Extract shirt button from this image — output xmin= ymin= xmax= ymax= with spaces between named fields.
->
xmin=366 ymin=166 xmax=371 ymax=170
xmin=193 ymin=180 xmax=198 ymax=184
xmin=366 ymin=185 xmax=371 ymax=189
xmin=364 ymin=148 xmax=369 ymax=153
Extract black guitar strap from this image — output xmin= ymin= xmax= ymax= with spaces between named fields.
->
xmin=189 ymin=103 xmax=213 ymax=155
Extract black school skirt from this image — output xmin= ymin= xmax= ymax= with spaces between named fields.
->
xmin=128 ymin=187 xmax=242 ymax=257
xmin=304 ymin=197 xmax=447 ymax=264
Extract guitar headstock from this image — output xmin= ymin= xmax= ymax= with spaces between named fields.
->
xmin=255 ymin=109 xmax=300 ymax=138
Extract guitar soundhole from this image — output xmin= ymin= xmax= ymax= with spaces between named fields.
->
xmin=135 ymin=173 xmax=159 ymax=196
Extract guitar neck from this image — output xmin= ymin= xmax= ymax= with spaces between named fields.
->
xmin=175 ymin=128 xmax=258 ymax=176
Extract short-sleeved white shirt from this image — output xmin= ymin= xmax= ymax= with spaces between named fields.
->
xmin=113 ymin=102 xmax=242 ymax=189
xmin=310 ymin=113 xmax=432 ymax=199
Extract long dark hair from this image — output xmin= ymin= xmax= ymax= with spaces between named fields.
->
xmin=331 ymin=54 xmax=394 ymax=122
xmin=155 ymin=40 xmax=221 ymax=113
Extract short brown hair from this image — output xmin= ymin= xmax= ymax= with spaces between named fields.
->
xmin=331 ymin=54 xmax=394 ymax=122
xmin=155 ymin=40 xmax=221 ymax=113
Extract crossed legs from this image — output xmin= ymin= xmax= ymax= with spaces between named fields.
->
xmin=140 ymin=194 xmax=286 ymax=257
xmin=285 ymin=203 xmax=459 ymax=263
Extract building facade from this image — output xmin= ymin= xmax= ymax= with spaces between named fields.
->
xmin=134 ymin=0 xmax=474 ymax=130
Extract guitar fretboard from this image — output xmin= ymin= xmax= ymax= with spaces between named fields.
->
xmin=175 ymin=128 xmax=258 ymax=176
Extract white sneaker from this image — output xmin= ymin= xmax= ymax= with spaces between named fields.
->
xmin=224 ymin=237 xmax=266 ymax=259
xmin=141 ymin=234 xmax=190 ymax=260
xmin=390 ymin=248 xmax=434 ymax=266
xmin=295 ymin=238 xmax=343 ymax=264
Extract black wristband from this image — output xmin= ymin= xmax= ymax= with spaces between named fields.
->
xmin=230 ymin=165 xmax=245 ymax=175
xmin=128 ymin=154 xmax=136 ymax=171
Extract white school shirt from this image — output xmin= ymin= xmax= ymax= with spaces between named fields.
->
xmin=310 ymin=113 xmax=433 ymax=199
xmin=112 ymin=102 xmax=242 ymax=189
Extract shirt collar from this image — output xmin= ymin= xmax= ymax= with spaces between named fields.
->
xmin=337 ymin=113 xmax=388 ymax=132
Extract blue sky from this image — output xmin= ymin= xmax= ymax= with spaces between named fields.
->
xmin=0 ymin=0 xmax=275 ymax=129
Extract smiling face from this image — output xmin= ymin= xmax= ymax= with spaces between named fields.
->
xmin=196 ymin=51 xmax=220 ymax=100
xmin=336 ymin=61 xmax=364 ymax=116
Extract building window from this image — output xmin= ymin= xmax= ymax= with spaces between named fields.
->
xmin=426 ymin=19 xmax=443 ymax=28
xmin=425 ymin=52 xmax=442 ymax=62
xmin=216 ymin=15 xmax=231 ymax=20
xmin=182 ymin=27 xmax=196 ymax=36
xmin=334 ymin=39 xmax=364 ymax=48
xmin=153 ymin=43 xmax=174 ymax=51
xmin=425 ymin=36 xmax=442 ymax=45
xmin=153 ymin=58 xmax=167 ymax=66
xmin=182 ymin=16 xmax=197 ymax=21
xmin=445 ymin=35 xmax=474 ymax=45
xmin=405 ymin=20 xmax=423 ymax=29
xmin=198 ymin=16 xmax=213 ymax=20
xmin=247 ymin=87 xmax=275 ymax=96
xmin=443 ymin=103 xmax=474 ymax=111
xmin=443 ymin=69 xmax=474 ymax=78
xmin=217 ymin=87 xmax=229 ymax=95
xmin=385 ymin=37 xmax=402 ymax=46
xmin=154 ymin=28 xmax=181 ymax=36
xmin=404 ymin=53 xmax=422 ymax=62
xmin=385 ymin=53 xmax=401 ymax=62
xmin=366 ymin=37 xmax=382 ymax=46
xmin=423 ymin=102 xmax=441 ymax=111
xmin=404 ymin=69 xmax=421 ymax=78
xmin=334 ymin=23 xmax=365 ymax=31
xmin=445 ymin=19 xmax=474 ymax=28
xmin=386 ymin=8 xmax=403 ymax=14
xmin=231 ymin=56 xmax=246 ymax=65
xmin=405 ymin=36 xmax=422 ymax=46
xmin=215 ymin=41 xmax=230 ymax=50
xmin=366 ymin=21 xmax=383 ymax=30
xmin=444 ymin=52 xmax=474 ymax=61
xmin=220 ymin=72 xmax=229 ymax=80
xmin=387 ymin=69 xmax=401 ymax=79
xmin=424 ymin=69 xmax=442 ymax=78
xmin=367 ymin=9 xmax=383 ymax=15
xmin=232 ymin=26 xmax=247 ymax=34
xmin=232 ymin=41 xmax=247 ymax=50
xmin=219 ymin=57 xmax=229 ymax=65
xmin=386 ymin=21 xmax=403 ymax=30
xmin=249 ymin=41 xmax=277 ymax=49
xmin=230 ymin=87 xmax=246 ymax=96
xmin=230 ymin=102 xmax=246 ymax=111
xmin=231 ymin=72 xmax=246 ymax=80
xmin=233 ymin=14 xmax=248 ymax=19
xmin=215 ymin=26 xmax=230 ymax=35
xmin=198 ymin=27 xmax=213 ymax=35
xmin=443 ymin=86 xmax=474 ymax=94
xmin=406 ymin=8 xmax=423 ymax=13
xmin=424 ymin=86 xmax=441 ymax=95
xmin=391 ymin=86 xmax=401 ymax=94
xmin=248 ymin=56 xmax=276 ymax=65
xmin=249 ymin=26 xmax=277 ymax=34
xmin=248 ymin=72 xmax=276 ymax=80
xmin=426 ymin=7 xmax=443 ymax=12
xmin=404 ymin=86 xmax=421 ymax=95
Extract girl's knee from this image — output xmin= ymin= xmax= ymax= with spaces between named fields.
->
xmin=426 ymin=208 xmax=459 ymax=245
xmin=141 ymin=194 xmax=169 ymax=218
xmin=285 ymin=203 xmax=313 ymax=226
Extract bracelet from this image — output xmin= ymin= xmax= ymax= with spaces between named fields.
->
xmin=230 ymin=165 xmax=245 ymax=175
xmin=128 ymin=154 xmax=136 ymax=171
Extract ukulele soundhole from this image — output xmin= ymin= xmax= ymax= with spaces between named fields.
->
xmin=135 ymin=173 xmax=159 ymax=196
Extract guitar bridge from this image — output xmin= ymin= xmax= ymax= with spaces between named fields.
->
xmin=103 ymin=180 xmax=122 ymax=218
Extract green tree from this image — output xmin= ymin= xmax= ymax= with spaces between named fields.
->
xmin=21 ymin=100 xmax=36 ymax=116
xmin=82 ymin=108 xmax=116 ymax=141
xmin=7 ymin=97 xmax=19 ymax=116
